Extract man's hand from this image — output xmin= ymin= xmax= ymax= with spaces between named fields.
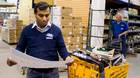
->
xmin=7 ymin=58 xmax=17 ymax=66
xmin=119 ymin=34 xmax=122 ymax=38
xmin=119 ymin=31 xmax=128 ymax=38
xmin=65 ymin=56 xmax=74 ymax=65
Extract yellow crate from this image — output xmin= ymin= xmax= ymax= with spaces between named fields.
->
xmin=68 ymin=56 xmax=100 ymax=78
xmin=68 ymin=56 xmax=129 ymax=78
xmin=104 ymin=63 xmax=129 ymax=78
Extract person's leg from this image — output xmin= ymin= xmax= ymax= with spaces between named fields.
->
xmin=121 ymin=38 xmax=127 ymax=58
xmin=100 ymin=62 xmax=105 ymax=78
xmin=100 ymin=72 xmax=105 ymax=78
xmin=44 ymin=68 xmax=59 ymax=78
xmin=26 ymin=68 xmax=42 ymax=78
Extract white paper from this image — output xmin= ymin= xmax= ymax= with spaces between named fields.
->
xmin=10 ymin=48 xmax=67 ymax=68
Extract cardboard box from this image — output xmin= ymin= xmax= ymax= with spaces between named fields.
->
xmin=82 ymin=27 xmax=88 ymax=34
xmin=69 ymin=43 xmax=84 ymax=51
xmin=61 ymin=27 xmax=73 ymax=36
xmin=63 ymin=37 xmax=72 ymax=44
xmin=65 ymin=43 xmax=83 ymax=51
xmin=61 ymin=16 xmax=73 ymax=20
xmin=1 ymin=28 xmax=17 ymax=43
xmin=61 ymin=25 xmax=74 ymax=28
xmin=73 ymin=27 xmax=83 ymax=35
xmin=68 ymin=44 xmax=75 ymax=51
xmin=65 ymin=44 xmax=74 ymax=52
xmin=72 ymin=17 xmax=82 ymax=22
xmin=61 ymin=20 xmax=73 ymax=26
xmin=61 ymin=16 xmax=73 ymax=26
xmin=62 ymin=7 xmax=73 ymax=16
xmin=71 ymin=36 xmax=83 ymax=44
xmin=82 ymin=36 xmax=87 ymax=43
xmin=82 ymin=42 xmax=87 ymax=50
xmin=56 ymin=0 xmax=90 ymax=28
xmin=72 ymin=17 xmax=82 ymax=26
xmin=3 ymin=19 xmax=16 ymax=28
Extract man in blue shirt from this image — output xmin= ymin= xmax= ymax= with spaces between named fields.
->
xmin=7 ymin=2 xmax=73 ymax=78
xmin=111 ymin=13 xmax=128 ymax=58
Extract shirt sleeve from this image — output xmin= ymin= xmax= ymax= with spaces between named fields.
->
xmin=56 ymin=29 xmax=70 ymax=60
xmin=124 ymin=21 xmax=128 ymax=31
xmin=110 ymin=20 xmax=114 ymax=31
xmin=16 ymin=27 xmax=27 ymax=53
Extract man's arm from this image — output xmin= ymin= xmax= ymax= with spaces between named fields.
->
xmin=7 ymin=27 xmax=27 ymax=66
xmin=56 ymin=30 xmax=74 ymax=64
xmin=119 ymin=31 xmax=128 ymax=38
xmin=16 ymin=27 xmax=27 ymax=52
xmin=119 ymin=22 xmax=128 ymax=38
xmin=56 ymin=30 xmax=69 ymax=60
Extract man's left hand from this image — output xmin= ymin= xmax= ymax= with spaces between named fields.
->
xmin=119 ymin=34 xmax=122 ymax=38
xmin=65 ymin=56 xmax=74 ymax=65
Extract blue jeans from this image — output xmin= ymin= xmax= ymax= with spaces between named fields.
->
xmin=26 ymin=68 xmax=59 ymax=78
xmin=111 ymin=38 xmax=127 ymax=58
xmin=121 ymin=38 xmax=127 ymax=58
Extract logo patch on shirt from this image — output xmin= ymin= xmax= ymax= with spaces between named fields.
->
xmin=46 ymin=33 xmax=53 ymax=39
xmin=121 ymin=24 xmax=124 ymax=27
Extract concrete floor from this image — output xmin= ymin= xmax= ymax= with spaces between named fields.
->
xmin=0 ymin=38 xmax=140 ymax=78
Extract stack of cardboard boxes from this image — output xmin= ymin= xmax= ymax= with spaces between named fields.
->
xmin=55 ymin=0 xmax=89 ymax=51
xmin=3 ymin=19 xmax=16 ymax=28
xmin=1 ymin=27 xmax=17 ymax=44
xmin=1 ymin=20 xmax=23 ymax=44
xmin=52 ymin=6 xmax=87 ymax=51
xmin=2 ymin=19 xmax=16 ymax=43
xmin=16 ymin=20 xmax=24 ymax=41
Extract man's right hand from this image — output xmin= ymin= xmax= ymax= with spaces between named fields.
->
xmin=7 ymin=58 xmax=17 ymax=66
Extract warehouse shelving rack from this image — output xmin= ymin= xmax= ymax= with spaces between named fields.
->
xmin=104 ymin=0 xmax=140 ymax=53
xmin=128 ymin=0 xmax=140 ymax=53
xmin=104 ymin=0 xmax=128 ymax=51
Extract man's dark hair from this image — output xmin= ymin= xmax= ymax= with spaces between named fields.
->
xmin=34 ymin=2 xmax=50 ymax=14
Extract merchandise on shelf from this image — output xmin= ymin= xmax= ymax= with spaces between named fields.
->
xmin=1 ymin=27 xmax=17 ymax=43
xmin=51 ymin=6 xmax=88 ymax=51
xmin=130 ymin=0 xmax=140 ymax=6
xmin=128 ymin=8 xmax=138 ymax=15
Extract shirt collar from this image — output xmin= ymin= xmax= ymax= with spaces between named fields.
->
xmin=32 ymin=21 xmax=51 ymax=29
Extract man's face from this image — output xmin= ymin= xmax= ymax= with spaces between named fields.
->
xmin=115 ymin=14 xmax=122 ymax=22
xmin=35 ymin=8 xmax=50 ymax=28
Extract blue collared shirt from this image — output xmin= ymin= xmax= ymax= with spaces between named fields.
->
xmin=111 ymin=20 xmax=128 ymax=39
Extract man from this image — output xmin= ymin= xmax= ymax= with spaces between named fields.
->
xmin=111 ymin=13 xmax=128 ymax=58
xmin=7 ymin=2 xmax=73 ymax=78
